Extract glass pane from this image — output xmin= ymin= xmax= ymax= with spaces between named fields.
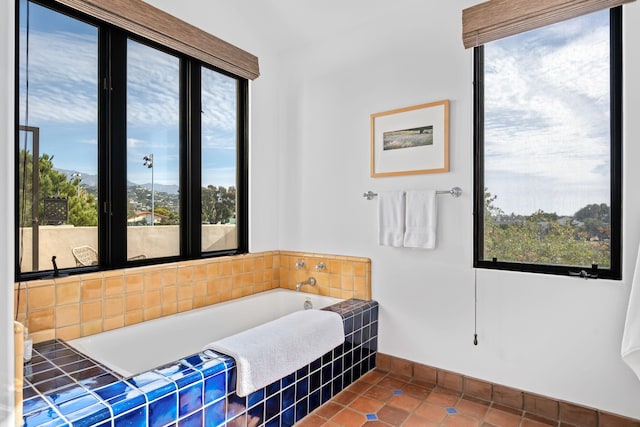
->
xmin=18 ymin=0 xmax=99 ymax=273
xmin=126 ymin=40 xmax=180 ymax=259
xmin=482 ymin=10 xmax=611 ymax=268
xmin=201 ymin=68 xmax=238 ymax=252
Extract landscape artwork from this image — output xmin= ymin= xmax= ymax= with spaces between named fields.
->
xmin=383 ymin=125 xmax=433 ymax=151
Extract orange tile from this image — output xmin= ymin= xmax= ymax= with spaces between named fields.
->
xmin=125 ymin=273 xmax=144 ymax=293
xmin=484 ymin=408 xmax=522 ymax=427
xmin=442 ymin=413 xmax=481 ymax=427
xmin=30 ymin=329 xmax=55 ymax=344
xmin=243 ymin=257 xmax=255 ymax=273
xmin=364 ymin=385 xmax=393 ymax=402
xmin=144 ymin=271 xmax=162 ymax=290
xmin=314 ymin=402 xmax=343 ymax=419
xmin=104 ymin=297 xmax=124 ymax=317
xmin=559 ymin=402 xmax=597 ymax=427
xmin=104 ymin=315 xmax=124 ymax=331
xmin=162 ymin=303 xmax=177 ymax=316
xmin=177 ymin=266 xmax=193 ymax=284
xmin=144 ymin=306 xmax=161 ymax=321
xmin=81 ymin=319 xmax=102 ymax=336
xmin=455 ymin=397 xmax=490 ymax=420
xmin=81 ymin=300 xmax=102 ymax=322
xmin=376 ymin=404 xmax=410 ymax=425
xmin=104 ymin=276 xmax=124 ymax=296
xmin=28 ymin=286 xmax=55 ymax=310
xmin=231 ymin=260 xmax=243 ymax=275
xmin=125 ymin=310 xmax=143 ymax=326
xmin=388 ymin=394 xmax=421 ymax=412
xmin=220 ymin=261 xmax=232 ymax=276
xmin=353 ymin=262 xmax=367 ymax=277
xmin=194 ymin=281 xmax=207 ymax=297
xmin=340 ymin=261 xmax=354 ymax=276
xmin=404 ymin=414 xmax=439 ymax=427
xmin=349 ymin=395 xmax=384 ymax=413
xmin=415 ymin=402 xmax=448 ymax=423
xmin=161 ymin=269 xmax=177 ymax=287
xmin=143 ymin=290 xmax=161 ymax=308
xmin=126 ymin=293 xmax=143 ymax=311
xmin=81 ymin=278 xmax=103 ymax=301
xmin=425 ymin=389 xmax=459 ymax=408
xmin=194 ymin=296 xmax=207 ymax=308
xmin=27 ymin=308 xmax=55 ymax=332
xmin=331 ymin=408 xmax=365 ymax=426
xmin=493 ymin=384 xmax=523 ymax=410
xmin=413 ymin=363 xmax=437 ymax=384
xmin=56 ymin=324 xmax=80 ymax=341
xmin=56 ymin=282 xmax=81 ymax=305
xmin=333 ymin=390 xmax=359 ymax=406
xmin=55 ymin=304 xmax=80 ymax=328
xmin=524 ymin=393 xmax=558 ymax=421
xmin=390 ymin=356 xmax=413 ymax=377
xmin=178 ymin=299 xmax=193 ymax=312
xmin=463 ymin=377 xmax=492 ymax=402
xmin=193 ymin=265 xmax=207 ymax=281
xmin=177 ymin=284 xmax=193 ymax=301
xmin=438 ymin=370 xmax=464 ymax=393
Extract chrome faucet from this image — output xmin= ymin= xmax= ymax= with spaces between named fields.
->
xmin=296 ymin=277 xmax=316 ymax=291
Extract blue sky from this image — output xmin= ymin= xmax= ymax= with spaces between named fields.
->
xmin=484 ymin=10 xmax=611 ymax=216
xmin=18 ymin=0 xmax=238 ymax=189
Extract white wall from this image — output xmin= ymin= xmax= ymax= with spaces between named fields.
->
xmin=0 ymin=0 xmax=15 ymax=425
xmin=272 ymin=0 xmax=640 ymax=420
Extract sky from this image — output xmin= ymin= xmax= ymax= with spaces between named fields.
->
xmin=483 ymin=10 xmax=611 ymax=216
xmin=18 ymin=0 xmax=238 ymax=189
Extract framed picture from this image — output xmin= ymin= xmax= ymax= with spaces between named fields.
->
xmin=370 ymin=99 xmax=449 ymax=177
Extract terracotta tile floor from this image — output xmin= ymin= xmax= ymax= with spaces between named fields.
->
xmin=295 ymin=369 xmax=559 ymax=427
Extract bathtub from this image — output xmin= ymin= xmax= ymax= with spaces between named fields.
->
xmin=69 ymin=289 xmax=342 ymax=377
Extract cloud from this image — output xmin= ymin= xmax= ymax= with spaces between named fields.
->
xmin=483 ymin=11 xmax=611 ymax=213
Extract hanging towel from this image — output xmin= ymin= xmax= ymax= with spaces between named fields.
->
xmin=403 ymin=190 xmax=437 ymax=249
xmin=204 ymin=309 xmax=344 ymax=397
xmin=622 ymin=242 xmax=640 ymax=382
xmin=378 ymin=191 xmax=405 ymax=247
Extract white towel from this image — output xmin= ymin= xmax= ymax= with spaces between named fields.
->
xmin=403 ymin=190 xmax=437 ymax=249
xmin=204 ymin=309 xmax=344 ymax=397
xmin=378 ymin=191 xmax=405 ymax=247
xmin=622 ymin=243 xmax=640 ymax=382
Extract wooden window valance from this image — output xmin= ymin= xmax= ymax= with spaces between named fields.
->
xmin=55 ymin=0 xmax=260 ymax=79
xmin=462 ymin=0 xmax=635 ymax=49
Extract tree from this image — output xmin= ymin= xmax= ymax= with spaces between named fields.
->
xmin=202 ymin=185 xmax=236 ymax=224
xmin=18 ymin=149 xmax=98 ymax=227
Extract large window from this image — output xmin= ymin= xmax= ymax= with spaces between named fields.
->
xmin=16 ymin=0 xmax=248 ymax=280
xmin=474 ymin=7 xmax=622 ymax=279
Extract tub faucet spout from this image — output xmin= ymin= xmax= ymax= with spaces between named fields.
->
xmin=296 ymin=277 xmax=316 ymax=291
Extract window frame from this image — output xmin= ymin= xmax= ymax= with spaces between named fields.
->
xmin=473 ymin=6 xmax=622 ymax=280
xmin=14 ymin=0 xmax=248 ymax=281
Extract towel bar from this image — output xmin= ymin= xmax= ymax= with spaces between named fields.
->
xmin=363 ymin=187 xmax=462 ymax=200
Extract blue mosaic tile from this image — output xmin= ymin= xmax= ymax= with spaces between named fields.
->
xmin=65 ymin=402 xmax=110 ymax=427
xmin=332 ymin=358 xmax=343 ymax=376
xmin=265 ymin=393 xmax=280 ymax=421
xmin=226 ymin=393 xmax=246 ymax=420
xmin=446 ymin=407 xmax=458 ymax=414
xmin=295 ymin=378 xmax=308 ymax=401
xmin=203 ymin=398 xmax=225 ymax=427
xmin=149 ymin=392 xmax=177 ymax=427
xmin=281 ymin=385 xmax=294 ymax=410
xmin=226 ymin=369 xmax=237 ymax=394
xmin=248 ymin=402 xmax=264 ymax=425
xmin=308 ymin=389 xmax=321 ymax=413
xmin=310 ymin=370 xmax=321 ymax=391
xmin=343 ymin=317 xmax=354 ymax=334
xmin=28 ymin=360 xmax=55 ymax=374
xmin=295 ymin=397 xmax=308 ymax=422
xmin=56 ymin=394 xmax=100 ymax=417
xmin=281 ymin=372 xmax=295 ymax=388
xmin=321 ymin=384 xmax=332 ymax=404
xmin=248 ymin=388 xmax=264 ymax=407
xmin=342 ymin=369 xmax=352 ymax=386
xmin=80 ymin=373 xmax=120 ymax=390
xmin=155 ymin=362 xmax=203 ymax=389
xmin=322 ymin=351 xmax=332 ymax=365
xmin=321 ymin=364 xmax=332 ymax=383
xmin=310 ymin=357 xmax=321 ymax=372
xmin=281 ymin=406 xmax=295 ymax=427
xmin=366 ymin=413 xmax=378 ymax=420
xmin=94 ymin=381 xmax=135 ymax=401
xmin=23 ymin=384 xmax=37 ymax=399
xmin=393 ymin=389 xmax=403 ymax=395
xmin=114 ymin=406 xmax=147 ymax=427
xmin=23 ymin=396 xmax=49 ymax=415
xmin=265 ymin=380 xmax=280 ymax=397
xmin=178 ymin=409 xmax=202 ymax=427
xmin=127 ymin=371 xmax=176 ymax=401
xmin=296 ymin=365 xmax=308 ymax=378
xmin=204 ymin=371 xmax=226 ymax=404
xmin=107 ymin=389 xmax=146 ymax=417
xmin=47 ymin=353 xmax=85 ymax=367
xmin=23 ymin=407 xmax=64 ymax=427
xmin=29 ymin=367 xmax=66 ymax=385
xmin=332 ymin=378 xmax=343 ymax=395
xmin=57 ymin=359 xmax=96 ymax=374
xmin=265 ymin=415 xmax=280 ymax=427
xmin=354 ymin=313 xmax=363 ymax=330
xmin=178 ymin=381 xmax=203 ymax=417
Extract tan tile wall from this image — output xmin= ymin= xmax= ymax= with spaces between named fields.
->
xmin=15 ymin=251 xmax=371 ymax=344
xmin=279 ymin=251 xmax=371 ymax=300
xmin=376 ymin=353 xmax=640 ymax=426
xmin=14 ymin=322 xmax=24 ymax=426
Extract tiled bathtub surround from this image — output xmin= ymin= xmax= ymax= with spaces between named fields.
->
xmin=375 ymin=353 xmax=640 ymax=427
xmin=21 ymin=299 xmax=378 ymax=427
xmin=14 ymin=251 xmax=371 ymax=344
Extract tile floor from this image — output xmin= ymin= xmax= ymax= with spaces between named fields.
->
xmin=296 ymin=369 xmax=564 ymax=427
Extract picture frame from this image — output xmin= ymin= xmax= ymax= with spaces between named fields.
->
xmin=370 ymin=99 xmax=449 ymax=177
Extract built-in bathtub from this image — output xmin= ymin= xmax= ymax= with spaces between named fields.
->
xmin=22 ymin=290 xmax=379 ymax=427
xmin=69 ymin=289 xmax=343 ymax=377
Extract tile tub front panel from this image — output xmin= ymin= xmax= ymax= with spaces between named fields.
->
xmin=22 ymin=299 xmax=379 ymax=427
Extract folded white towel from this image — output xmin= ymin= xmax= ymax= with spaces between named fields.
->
xmin=622 ymin=243 xmax=640 ymax=382
xmin=204 ymin=309 xmax=344 ymax=397
xmin=378 ymin=191 xmax=405 ymax=247
xmin=403 ymin=190 xmax=437 ymax=249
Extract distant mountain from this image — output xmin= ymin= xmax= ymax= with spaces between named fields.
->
xmin=56 ymin=168 xmax=179 ymax=194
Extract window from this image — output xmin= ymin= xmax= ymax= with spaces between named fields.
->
xmin=16 ymin=0 xmax=248 ymax=280
xmin=474 ymin=7 xmax=622 ymax=279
